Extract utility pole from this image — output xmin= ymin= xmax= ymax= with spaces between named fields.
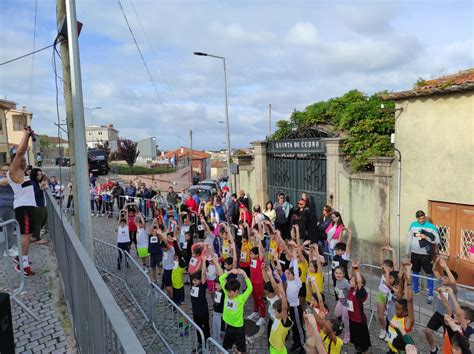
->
xmin=189 ymin=130 xmax=193 ymax=185
xmin=57 ymin=0 xmax=92 ymax=254
xmin=269 ymin=103 xmax=272 ymax=137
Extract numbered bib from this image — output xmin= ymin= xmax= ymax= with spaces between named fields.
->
xmin=182 ymin=226 xmax=190 ymax=232
xmin=346 ymin=300 xmax=354 ymax=312
xmin=237 ymin=229 xmax=243 ymax=236
xmin=190 ymin=286 xmax=199 ymax=298
xmin=225 ymin=298 xmax=237 ymax=311
xmin=223 ymin=247 xmax=230 ymax=255
xmin=332 ymin=260 xmax=340 ymax=269
xmin=173 ymin=261 xmax=179 ymax=270
xmin=387 ymin=324 xmax=399 ymax=343
xmin=190 ymin=257 xmax=198 ymax=267
xmin=438 ymin=291 xmax=449 ymax=300
xmin=214 ymin=292 xmax=222 ymax=303
xmin=150 ymin=236 xmax=158 ymax=243
xmin=198 ymin=225 xmax=204 ymax=231
xmin=240 ymin=251 xmax=247 ymax=261
xmin=182 ymin=241 xmax=188 ymax=248
xmin=335 ymin=288 xmax=345 ymax=299
xmin=307 ymin=275 xmax=316 ymax=285
xmin=250 ymin=259 xmax=257 ymax=269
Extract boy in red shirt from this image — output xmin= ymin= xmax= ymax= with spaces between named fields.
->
xmin=246 ymin=224 xmax=266 ymax=326
xmin=127 ymin=208 xmax=138 ymax=250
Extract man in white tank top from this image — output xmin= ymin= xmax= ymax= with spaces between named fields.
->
xmin=7 ymin=127 xmax=37 ymax=276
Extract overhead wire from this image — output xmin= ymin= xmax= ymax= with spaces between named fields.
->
xmin=0 ymin=44 xmax=54 ymax=66
xmin=116 ymin=0 xmax=180 ymax=135
xmin=27 ymin=0 xmax=38 ymax=109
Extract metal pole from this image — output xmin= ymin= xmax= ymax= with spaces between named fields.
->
xmin=189 ymin=129 xmax=193 ymax=185
xmin=269 ymin=103 xmax=272 ymax=137
xmin=223 ymin=58 xmax=232 ymax=190
xmin=394 ymin=148 xmax=402 ymax=264
xmin=64 ymin=0 xmax=92 ymax=255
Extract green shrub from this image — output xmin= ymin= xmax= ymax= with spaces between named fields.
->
xmin=271 ymin=89 xmax=395 ymax=171
xmin=112 ymin=165 xmax=175 ymax=175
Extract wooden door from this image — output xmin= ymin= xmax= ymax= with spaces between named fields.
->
xmin=455 ymin=204 xmax=474 ymax=286
xmin=430 ymin=201 xmax=457 ymax=270
xmin=430 ymin=201 xmax=474 ymax=286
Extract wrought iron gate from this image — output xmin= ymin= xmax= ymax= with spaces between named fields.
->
xmin=267 ymin=138 xmax=327 ymax=217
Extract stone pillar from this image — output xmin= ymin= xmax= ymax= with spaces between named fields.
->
xmin=371 ymin=157 xmax=394 ymax=244
xmin=251 ymin=141 xmax=268 ymax=206
xmin=324 ymin=138 xmax=345 ymax=210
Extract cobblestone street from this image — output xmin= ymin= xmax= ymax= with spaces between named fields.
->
xmin=0 ymin=237 xmax=76 ymax=354
xmin=91 ymin=213 xmax=448 ymax=353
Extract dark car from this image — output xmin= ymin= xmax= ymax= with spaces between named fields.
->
xmin=88 ymin=149 xmax=109 ymax=175
xmin=55 ymin=156 xmax=70 ymax=166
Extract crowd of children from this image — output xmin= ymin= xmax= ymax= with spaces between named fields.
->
xmin=113 ymin=195 xmax=473 ymax=354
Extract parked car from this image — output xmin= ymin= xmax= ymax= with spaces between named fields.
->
xmin=198 ymin=179 xmax=219 ymax=192
xmin=55 ymin=156 xmax=70 ymax=167
xmin=88 ymin=148 xmax=109 ymax=175
xmin=187 ymin=185 xmax=215 ymax=204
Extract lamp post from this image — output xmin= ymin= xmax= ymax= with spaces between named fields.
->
xmin=194 ymin=51 xmax=232 ymax=189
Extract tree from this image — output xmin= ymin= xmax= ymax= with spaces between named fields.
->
xmin=271 ymin=90 xmax=395 ymax=171
xmin=116 ymin=138 xmax=140 ymax=167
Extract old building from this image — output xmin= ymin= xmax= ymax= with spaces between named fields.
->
xmin=85 ymin=124 xmax=119 ymax=151
xmin=163 ymin=147 xmax=211 ymax=180
xmin=386 ymin=68 xmax=474 ymax=285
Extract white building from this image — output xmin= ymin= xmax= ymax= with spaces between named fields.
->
xmin=85 ymin=124 xmax=119 ymax=151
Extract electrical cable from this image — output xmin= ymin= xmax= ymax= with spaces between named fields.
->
xmin=0 ymin=44 xmax=54 ymax=66
xmin=27 ymin=0 xmax=38 ymax=109
xmin=116 ymin=0 xmax=180 ymax=135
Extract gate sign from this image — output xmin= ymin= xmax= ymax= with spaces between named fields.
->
xmin=267 ymin=138 xmax=326 ymax=154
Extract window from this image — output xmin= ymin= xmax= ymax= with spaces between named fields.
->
xmin=98 ymin=132 xmax=103 ymax=136
xmin=13 ymin=114 xmax=27 ymax=131
xmin=88 ymin=132 xmax=92 ymax=135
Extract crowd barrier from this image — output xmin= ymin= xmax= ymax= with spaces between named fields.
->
xmin=45 ymin=191 xmax=144 ymax=353
xmin=0 ymin=219 xmax=38 ymax=320
xmin=93 ymin=238 xmax=229 ymax=353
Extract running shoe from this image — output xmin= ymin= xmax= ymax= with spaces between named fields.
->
xmin=15 ymin=264 xmax=35 ymax=276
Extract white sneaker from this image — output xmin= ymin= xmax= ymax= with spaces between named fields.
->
xmin=91 ymin=213 xmax=95 ymax=217
xmin=246 ymin=312 xmax=259 ymax=321
xmin=256 ymin=317 xmax=265 ymax=326
xmin=378 ymin=329 xmax=387 ymax=340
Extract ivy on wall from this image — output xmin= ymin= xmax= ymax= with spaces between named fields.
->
xmin=271 ymin=90 xmax=395 ymax=171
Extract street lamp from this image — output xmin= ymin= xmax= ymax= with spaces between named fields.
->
xmin=194 ymin=51 xmax=232 ymax=188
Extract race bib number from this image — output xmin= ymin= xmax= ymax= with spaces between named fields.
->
xmin=387 ymin=325 xmax=398 ymax=343
xmin=173 ymin=261 xmax=179 ymax=270
xmin=182 ymin=241 xmax=188 ymax=248
xmin=198 ymin=224 xmax=204 ymax=231
xmin=271 ymin=319 xmax=279 ymax=331
xmin=269 ymin=248 xmax=275 ymax=256
xmin=190 ymin=286 xmax=199 ymax=298
xmin=225 ymin=298 xmax=237 ymax=311
xmin=237 ymin=229 xmax=243 ymax=236
xmin=240 ymin=251 xmax=247 ymax=261
xmin=332 ymin=260 xmax=340 ymax=269
xmin=150 ymin=236 xmax=158 ymax=243
xmin=250 ymin=259 xmax=257 ymax=269
xmin=182 ymin=226 xmax=190 ymax=232
xmin=307 ymin=275 xmax=316 ymax=285
xmin=438 ymin=291 xmax=449 ymax=300
xmin=346 ymin=300 xmax=354 ymax=312
xmin=190 ymin=257 xmax=198 ymax=267
xmin=223 ymin=247 xmax=230 ymax=255
xmin=335 ymin=288 xmax=345 ymax=299
xmin=214 ymin=292 xmax=222 ymax=303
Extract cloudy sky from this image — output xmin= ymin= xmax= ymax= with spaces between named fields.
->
xmin=1 ymin=0 xmax=472 ymax=150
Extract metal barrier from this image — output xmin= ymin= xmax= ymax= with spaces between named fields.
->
xmin=93 ymin=238 xmax=209 ymax=353
xmin=0 ymin=218 xmax=38 ymax=320
xmin=46 ymin=191 xmax=145 ymax=353
xmin=206 ymin=337 xmax=229 ymax=354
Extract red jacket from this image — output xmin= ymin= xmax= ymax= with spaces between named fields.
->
xmin=186 ymin=198 xmax=198 ymax=213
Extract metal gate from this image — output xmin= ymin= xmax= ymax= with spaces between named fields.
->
xmin=267 ymin=138 xmax=326 ymax=217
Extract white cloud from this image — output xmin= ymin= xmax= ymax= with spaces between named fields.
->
xmin=285 ymin=22 xmax=319 ymax=46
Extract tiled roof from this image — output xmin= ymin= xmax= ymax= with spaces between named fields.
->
xmin=384 ymin=68 xmax=474 ymax=100
xmin=163 ymin=147 xmax=211 ymax=160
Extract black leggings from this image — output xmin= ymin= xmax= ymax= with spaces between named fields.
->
xmin=193 ymin=312 xmax=210 ymax=346
xmin=289 ymin=305 xmax=305 ymax=348
xmin=129 ymin=231 xmax=137 ymax=247
xmin=117 ymin=242 xmax=131 ymax=269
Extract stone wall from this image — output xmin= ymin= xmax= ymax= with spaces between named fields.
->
xmin=117 ymin=166 xmax=192 ymax=191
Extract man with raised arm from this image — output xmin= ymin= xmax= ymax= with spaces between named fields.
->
xmin=7 ymin=126 xmax=37 ymax=276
